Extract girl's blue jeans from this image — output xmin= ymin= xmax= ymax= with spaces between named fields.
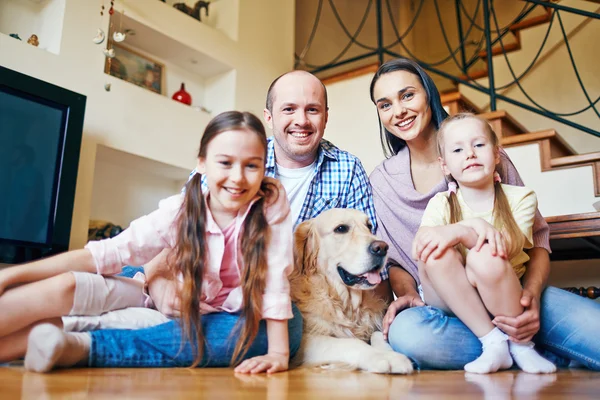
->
xmin=388 ymin=286 xmax=600 ymax=371
xmin=88 ymin=267 xmax=303 ymax=368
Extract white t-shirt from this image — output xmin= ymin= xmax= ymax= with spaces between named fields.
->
xmin=276 ymin=161 xmax=316 ymax=224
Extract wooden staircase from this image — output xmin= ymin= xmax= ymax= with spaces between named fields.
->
xmin=460 ymin=4 xmax=553 ymax=81
xmin=441 ymin=91 xmax=600 ymax=197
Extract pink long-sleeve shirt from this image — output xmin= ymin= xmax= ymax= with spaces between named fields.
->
xmin=85 ymin=178 xmax=294 ymax=320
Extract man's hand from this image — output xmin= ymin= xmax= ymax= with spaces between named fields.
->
xmin=148 ymin=275 xmax=181 ymax=318
xmin=493 ymin=289 xmax=540 ymax=343
xmin=382 ymin=295 xmax=425 ymax=341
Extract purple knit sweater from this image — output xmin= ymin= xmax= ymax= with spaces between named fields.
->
xmin=369 ymin=146 xmax=551 ymax=286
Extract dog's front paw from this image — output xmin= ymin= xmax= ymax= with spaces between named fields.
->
xmin=362 ymin=350 xmax=413 ymax=374
xmin=370 ymin=331 xmax=393 ymax=352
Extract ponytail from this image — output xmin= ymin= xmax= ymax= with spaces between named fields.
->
xmin=230 ymin=178 xmax=277 ymax=365
xmin=447 ymin=182 xmax=466 ymax=258
xmin=493 ymin=180 xmax=523 ymax=260
xmin=171 ymin=172 xmax=207 ymax=367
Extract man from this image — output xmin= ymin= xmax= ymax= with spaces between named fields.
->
xmin=262 ymin=70 xmax=376 ymax=229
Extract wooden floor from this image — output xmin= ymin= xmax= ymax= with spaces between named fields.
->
xmin=1 ymin=364 xmax=598 ymax=399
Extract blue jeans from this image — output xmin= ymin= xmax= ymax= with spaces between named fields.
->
xmin=388 ymin=286 xmax=600 ymax=371
xmin=88 ymin=267 xmax=303 ymax=368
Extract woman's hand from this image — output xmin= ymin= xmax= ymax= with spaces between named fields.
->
xmin=492 ymin=289 xmax=541 ymax=343
xmin=382 ymin=295 xmax=425 ymax=341
xmin=412 ymin=225 xmax=464 ymax=263
xmin=234 ymin=352 xmax=289 ymax=374
xmin=459 ymin=218 xmax=507 ymax=258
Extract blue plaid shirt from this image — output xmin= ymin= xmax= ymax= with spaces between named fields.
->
xmin=192 ymin=136 xmax=385 ymax=279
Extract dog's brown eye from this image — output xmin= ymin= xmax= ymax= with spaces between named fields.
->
xmin=334 ymin=224 xmax=349 ymax=234
xmin=366 ymin=223 xmax=373 ymax=231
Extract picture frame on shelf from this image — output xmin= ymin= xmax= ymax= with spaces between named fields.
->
xmin=104 ymin=43 xmax=165 ymax=95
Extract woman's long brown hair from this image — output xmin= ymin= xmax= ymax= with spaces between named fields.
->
xmin=437 ymin=113 xmax=523 ymax=260
xmin=170 ymin=110 xmax=275 ymax=367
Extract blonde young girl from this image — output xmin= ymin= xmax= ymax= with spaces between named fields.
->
xmin=412 ymin=113 xmax=556 ymax=374
xmin=0 ymin=111 xmax=298 ymax=374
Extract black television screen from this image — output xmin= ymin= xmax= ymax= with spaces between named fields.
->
xmin=0 ymin=66 xmax=86 ymax=264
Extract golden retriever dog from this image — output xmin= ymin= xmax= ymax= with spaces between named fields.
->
xmin=290 ymin=208 xmax=413 ymax=374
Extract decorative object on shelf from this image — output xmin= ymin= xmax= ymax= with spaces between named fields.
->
xmin=112 ymin=32 xmax=126 ymax=42
xmin=103 ymin=48 xmax=115 ymax=58
xmin=104 ymin=43 xmax=165 ymax=95
xmin=104 ymin=83 xmax=111 ymax=91
xmin=88 ymin=220 xmax=124 ymax=241
xmin=172 ymin=83 xmax=192 ymax=106
xmin=27 ymin=34 xmax=39 ymax=47
xmin=173 ymin=1 xmax=210 ymax=22
xmin=94 ymin=0 xmax=106 ymax=44
xmin=112 ymin=0 xmax=127 ymax=43
xmin=9 ymin=33 xmax=22 ymax=41
xmin=93 ymin=28 xmax=106 ymax=44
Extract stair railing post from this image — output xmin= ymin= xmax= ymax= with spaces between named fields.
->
xmin=376 ymin=0 xmax=384 ymax=66
xmin=455 ymin=0 xmax=467 ymax=73
xmin=482 ymin=0 xmax=497 ymax=111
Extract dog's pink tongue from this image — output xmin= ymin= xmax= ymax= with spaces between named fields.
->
xmin=364 ymin=271 xmax=381 ymax=285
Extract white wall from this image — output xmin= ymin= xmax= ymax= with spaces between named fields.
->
xmin=0 ymin=0 xmax=295 ymax=249
xmin=504 ymin=144 xmax=597 ymax=216
xmin=325 ymin=73 xmax=384 ymax=175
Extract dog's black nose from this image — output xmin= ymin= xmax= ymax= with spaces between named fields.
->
xmin=369 ymin=240 xmax=388 ymax=256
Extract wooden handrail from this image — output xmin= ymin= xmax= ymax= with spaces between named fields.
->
xmin=551 ymin=152 xmax=600 ymax=168
xmin=321 ymin=63 xmax=379 ymax=86
xmin=501 ymin=129 xmax=557 ymax=146
xmin=546 ymin=211 xmax=600 ymax=239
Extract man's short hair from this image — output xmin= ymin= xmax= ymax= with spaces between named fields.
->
xmin=265 ymin=71 xmax=329 ymax=113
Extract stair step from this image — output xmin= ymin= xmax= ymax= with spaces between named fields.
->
xmin=479 ymin=110 xmax=528 ymax=138
xmin=440 ymin=91 xmax=482 ymax=115
xmin=478 ymin=32 xmax=521 ymax=59
xmin=501 ymin=129 xmax=576 ymax=159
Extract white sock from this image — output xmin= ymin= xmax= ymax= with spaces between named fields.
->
xmin=465 ymin=327 xmax=513 ymax=374
xmin=509 ymin=341 xmax=556 ymax=374
xmin=25 ymin=324 xmax=91 ymax=373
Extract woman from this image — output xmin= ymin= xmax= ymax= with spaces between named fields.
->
xmin=369 ymin=57 xmax=600 ymax=371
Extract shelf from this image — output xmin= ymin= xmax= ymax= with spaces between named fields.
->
xmin=93 ymin=75 xmax=212 ymax=172
xmin=0 ymin=0 xmax=65 ymax=55
xmin=110 ymin=10 xmax=232 ymax=79
xmin=118 ymin=0 xmax=239 ymax=68
xmin=160 ymin=0 xmax=239 ymax=42
xmin=91 ymin=144 xmax=191 ymax=228
xmin=106 ymin=7 xmax=236 ymax=114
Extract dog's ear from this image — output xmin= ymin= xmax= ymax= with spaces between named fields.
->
xmin=294 ymin=220 xmax=319 ymax=276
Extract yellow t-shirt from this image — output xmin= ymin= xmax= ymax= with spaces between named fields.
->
xmin=420 ymin=184 xmax=537 ymax=278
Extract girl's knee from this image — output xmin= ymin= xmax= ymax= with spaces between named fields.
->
xmin=466 ymin=245 xmax=510 ymax=283
xmin=421 ymin=248 xmax=462 ymax=273
xmin=44 ymin=273 xmax=77 ymax=307
xmin=52 ymin=272 xmax=77 ymax=296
